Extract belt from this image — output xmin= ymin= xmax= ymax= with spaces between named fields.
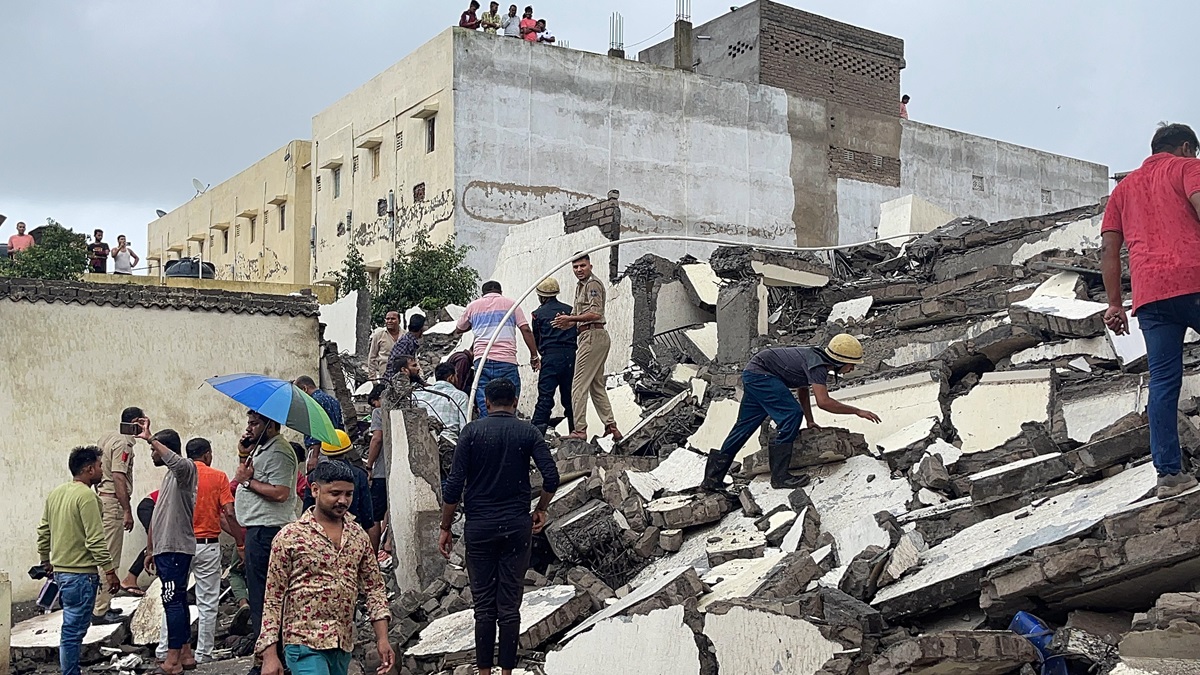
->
xmin=577 ymin=323 xmax=606 ymax=333
xmin=196 ymin=538 xmax=220 ymax=544
xmin=98 ymin=492 xmax=117 ymax=497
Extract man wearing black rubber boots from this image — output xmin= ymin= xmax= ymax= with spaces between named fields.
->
xmin=701 ymin=334 xmax=881 ymax=491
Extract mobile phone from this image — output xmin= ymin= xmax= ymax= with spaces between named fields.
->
xmin=239 ymin=436 xmax=254 ymax=449
xmin=119 ymin=421 xmax=140 ymax=435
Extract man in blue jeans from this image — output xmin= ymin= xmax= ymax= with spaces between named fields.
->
xmin=701 ymin=334 xmax=881 ymax=492
xmin=1102 ymin=123 xmax=1200 ymax=499
xmin=455 ymin=280 xmax=541 ymax=417
xmin=37 ymin=445 xmax=121 ymax=675
xmin=140 ymin=423 xmax=199 ymax=675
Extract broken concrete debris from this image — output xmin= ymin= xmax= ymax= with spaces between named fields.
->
xmin=348 ymin=202 xmax=1200 ymax=674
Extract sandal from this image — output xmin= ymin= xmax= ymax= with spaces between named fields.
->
xmin=120 ymin=585 xmax=146 ymax=597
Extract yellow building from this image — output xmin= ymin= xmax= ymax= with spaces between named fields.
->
xmin=147 ymin=140 xmax=313 ymax=284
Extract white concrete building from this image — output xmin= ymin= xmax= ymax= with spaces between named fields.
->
xmin=309 ymin=3 xmax=1107 ymax=283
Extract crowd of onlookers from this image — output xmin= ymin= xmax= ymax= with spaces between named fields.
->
xmin=5 ymin=221 xmax=140 ymax=275
xmin=459 ymin=2 xmax=556 ymax=44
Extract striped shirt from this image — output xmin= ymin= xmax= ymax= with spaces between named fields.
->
xmin=456 ymin=293 xmax=529 ymax=364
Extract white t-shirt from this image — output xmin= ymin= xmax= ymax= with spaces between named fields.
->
xmin=539 ymin=30 xmax=555 ymax=44
xmin=114 ymin=248 xmax=134 ymax=274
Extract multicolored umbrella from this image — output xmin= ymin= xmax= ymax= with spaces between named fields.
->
xmin=205 ymin=373 xmax=339 ymax=447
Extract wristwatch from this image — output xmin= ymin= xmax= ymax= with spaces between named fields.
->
xmin=240 ymin=479 xmax=252 ymax=491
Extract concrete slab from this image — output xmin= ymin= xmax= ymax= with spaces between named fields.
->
xmin=967 ymin=453 xmax=1070 ymax=505
xmin=645 ymin=447 xmax=707 ymax=494
xmin=742 ymin=427 xmax=869 ymax=476
xmin=706 ymin=530 xmax=767 ymax=567
xmin=618 ymin=389 xmax=690 ymax=452
xmin=13 ymin=595 xmax=140 ymax=650
xmin=679 ymin=262 xmax=720 ymax=308
xmin=1011 ymin=215 xmax=1102 ymax=266
xmin=555 ymin=383 xmax=641 ymax=438
xmin=563 ymin=567 xmax=704 ymax=640
xmin=670 ymin=363 xmax=700 ymax=384
xmin=927 ymin=439 xmax=963 ymax=469
xmin=829 ymin=296 xmax=874 ymax=324
xmin=544 ymin=606 xmax=701 ymax=675
xmin=951 ymin=370 xmax=1053 ymax=454
xmin=751 ymin=260 xmax=830 ymax=288
xmin=1011 ymin=336 xmax=1117 ymax=365
xmin=1033 ymin=271 xmax=1086 ymax=298
xmin=806 ymin=456 xmax=912 ymax=578
xmin=868 ymin=630 xmax=1039 ymax=675
xmin=877 ymin=194 xmax=956 ymax=242
xmin=1009 ymin=295 xmax=1108 ymax=338
xmin=811 ymin=372 xmax=945 ymax=447
xmin=688 ymin=398 xmax=752 ymax=457
xmin=707 ymin=605 xmax=840 ymax=675
xmin=130 ymin=577 xmax=198 ymax=646
xmin=683 ymin=323 xmax=718 ymax=362
xmin=409 ymin=585 xmax=585 ymax=659
xmin=646 ymin=493 xmax=728 ymax=529
xmin=1112 ymin=657 xmax=1200 ymax=675
xmin=1109 ymin=314 xmax=1148 ymax=367
xmin=423 ymin=320 xmax=459 ymax=335
xmin=690 ymin=377 xmax=708 ymax=405
xmin=873 ymin=463 xmax=1157 ymax=618
xmin=698 ymin=553 xmax=787 ymax=610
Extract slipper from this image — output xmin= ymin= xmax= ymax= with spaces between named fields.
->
xmin=120 ymin=585 xmax=146 ymax=597
xmin=182 ymin=663 xmax=198 ymax=671
xmin=150 ymin=668 xmax=182 ymax=675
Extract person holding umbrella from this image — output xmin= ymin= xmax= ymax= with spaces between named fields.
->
xmin=232 ymin=411 xmax=299 ymax=666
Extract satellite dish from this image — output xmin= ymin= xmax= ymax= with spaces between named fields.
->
xmin=191 ymin=178 xmax=208 ymax=195
xmin=155 ymin=209 xmax=168 ymax=218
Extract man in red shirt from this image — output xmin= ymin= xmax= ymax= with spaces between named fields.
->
xmin=459 ymin=1 xmax=480 ymax=29
xmin=1102 ymin=123 xmax=1200 ymax=499
xmin=7 ymin=221 xmax=33 ymax=258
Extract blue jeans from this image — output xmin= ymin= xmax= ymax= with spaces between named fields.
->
xmin=716 ymin=371 xmax=803 ymax=457
xmin=473 ymin=359 xmax=521 ymax=417
xmin=284 ymin=645 xmax=352 ymax=675
xmin=155 ymin=552 xmax=194 ymax=650
xmin=1138 ymin=293 xmax=1200 ymax=476
xmin=57 ymin=572 xmax=99 ymax=675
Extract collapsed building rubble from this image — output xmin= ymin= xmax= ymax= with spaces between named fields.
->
xmin=362 ymin=201 xmax=1200 ymax=675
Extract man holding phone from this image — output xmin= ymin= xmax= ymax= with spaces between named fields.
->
xmin=92 ymin=406 xmax=144 ymax=623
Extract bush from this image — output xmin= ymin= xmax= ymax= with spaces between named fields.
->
xmin=331 ymin=242 xmax=369 ymax=298
xmin=0 ymin=220 xmax=90 ymax=280
xmin=371 ymin=233 xmax=478 ymax=326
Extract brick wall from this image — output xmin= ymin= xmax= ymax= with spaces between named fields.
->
xmin=0 ymin=277 xmax=320 ymax=316
xmin=827 ymin=146 xmax=901 ymax=187
xmin=563 ymin=195 xmax=622 ymax=281
xmin=759 ymin=1 xmax=904 ymax=118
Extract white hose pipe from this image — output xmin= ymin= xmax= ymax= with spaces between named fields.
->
xmin=466 ymin=232 xmax=919 ymax=420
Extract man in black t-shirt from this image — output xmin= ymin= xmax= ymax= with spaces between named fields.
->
xmin=701 ymin=334 xmax=882 ymax=491
xmin=87 ymin=229 xmax=111 ymax=273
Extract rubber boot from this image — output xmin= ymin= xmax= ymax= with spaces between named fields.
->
xmin=768 ymin=442 xmax=809 ymax=490
xmin=700 ymin=452 xmax=736 ymax=493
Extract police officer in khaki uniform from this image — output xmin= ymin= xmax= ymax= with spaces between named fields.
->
xmin=553 ymin=254 xmax=622 ymax=441
xmin=93 ymin=406 xmax=145 ymax=622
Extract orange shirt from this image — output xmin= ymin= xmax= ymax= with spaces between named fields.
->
xmin=521 ymin=17 xmax=537 ymax=41
xmin=194 ymin=463 xmax=234 ymax=539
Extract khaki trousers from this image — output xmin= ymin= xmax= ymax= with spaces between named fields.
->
xmin=94 ymin=495 xmax=124 ymax=616
xmin=571 ymin=328 xmax=614 ymax=432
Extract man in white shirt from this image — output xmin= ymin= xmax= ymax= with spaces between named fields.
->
xmin=536 ymin=19 xmax=555 ymax=44
xmin=501 ymin=4 xmax=521 ymax=37
xmin=367 ymin=311 xmax=402 ymax=379
xmin=111 ymin=235 xmax=139 ymax=275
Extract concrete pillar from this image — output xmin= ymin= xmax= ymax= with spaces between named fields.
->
xmin=673 ymin=20 xmax=693 ymax=71
xmin=0 ymin=571 xmax=10 ymax=675
xmin=607 ymin=48 xmax=625 ymax=59
xmin=385 ymin=405 xmax=447 ymax=593
xmin=717 ymin=280 xmax=761 ymax=364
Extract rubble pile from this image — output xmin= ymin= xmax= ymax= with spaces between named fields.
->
xmin=376 ymin=201 xmax=1200 ymax=674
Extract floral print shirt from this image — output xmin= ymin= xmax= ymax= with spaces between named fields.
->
xmin=255 ymin=509 xmax=388 ymax=653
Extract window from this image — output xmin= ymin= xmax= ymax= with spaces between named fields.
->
xmin=1041 ymin=189 xmax=1053 ymax=205
xmin=249 ymin=216 xmax=257 ymax=243
xmin=872 ymin=155 xmax=883 ymax=169
xmin=353 ymin=155 xmax=360 ymax=174
xmin=279 ymin=204 xmax=286 ymax=231
xmin=235 ymin=223 xmax=241 ymax=238
xmin=370 ymin=147 xmax=380 ymax=179
xmin=972 ymin=175 xmax=985 ymax=192
xmin=396 ymin=131 xmax=404 ymax=151
xmin=332 ymin=168 xmax=342 ymax=199
xmin=425 ymin=115 xmax=436 ymax=153
xmin=842 ymin=149 xmax=854 ymax=162
xmin=316 ymin=175 xmax=322 ymax=192
xmin=414 ymin=182 xmax=426 ymax=202
xmin=222 ymin=230 xmax=229 ymax=253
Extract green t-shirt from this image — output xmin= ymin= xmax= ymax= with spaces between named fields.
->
xmin=37 ymin=481 xmax=115 ymax=574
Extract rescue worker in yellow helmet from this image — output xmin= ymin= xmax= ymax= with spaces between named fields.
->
xmin=701 ymin=334 xmax=882 ymax=491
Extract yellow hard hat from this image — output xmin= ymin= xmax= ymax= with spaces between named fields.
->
xmin=825 ymin=333 xmax=865 ymax=365
xmin=535 ymin=278 xmax=561 ymax=297
xmin=321 ymin=429 xmax=352 ymax=456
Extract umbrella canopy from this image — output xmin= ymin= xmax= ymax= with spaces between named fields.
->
xmin=205 ymin=373 xmax=339 ymax=447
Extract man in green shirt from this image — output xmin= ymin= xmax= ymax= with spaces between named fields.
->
xmin=37 ymin=446 xmax=121 ymax=675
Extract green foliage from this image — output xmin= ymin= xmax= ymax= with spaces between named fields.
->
xmin=0 ymin=219 xmax=90 ymax=281
xmin=331 ymin=241 xmax=369 ymax=298
xmin=371 ymin=233 xmax=479 ymax=326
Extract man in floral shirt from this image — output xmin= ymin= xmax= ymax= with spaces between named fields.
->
xmin=256 ymin=462 xmax=392 ymax=675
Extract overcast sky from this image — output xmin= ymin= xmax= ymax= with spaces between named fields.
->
xmin=3 ymin=1 xmax=1195 ymax=267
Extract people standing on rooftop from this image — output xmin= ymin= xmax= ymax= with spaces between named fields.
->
xmin=501 ymin=4 xmax=522 ymax=37
xmin=900 ymin=94 xmax=910 ymax=119
xmin=460 ymin=1 xmax=481 ymax=30
xmin=481 ymin=2 xmax=502 ymax=34
xmin=520 ymin=7 xmax=538 ymax=41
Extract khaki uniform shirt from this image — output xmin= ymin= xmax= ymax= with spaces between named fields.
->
xmin=97 ymin=432 xmax=135 ymax=496
xmin=367 ymin=328 xmax=399 ymax=378
xmin=574 ymin=274 xmax=607 ymax=326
